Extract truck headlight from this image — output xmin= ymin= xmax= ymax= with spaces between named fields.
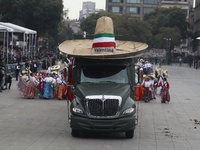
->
xmin=123 ymin=108 xmax=135 ymax=115
xmin=72 ymin=107 xmax=83 ymax=114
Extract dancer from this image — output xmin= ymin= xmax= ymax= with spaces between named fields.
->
xmin=56 ymin=74 xmax=67 ymax=100
xmin=158 ymin=77 xmax=170 ymax=103
xmin=23 ymin=70 xmax=39 ymax=99
xmin=42 ymin=73 xmax=55 ymax=99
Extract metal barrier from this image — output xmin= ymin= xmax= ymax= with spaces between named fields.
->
xmin=5 ymin=63 xmax=25 ymax=76
xmin=5 ymin=63 xmax=17 ymax=76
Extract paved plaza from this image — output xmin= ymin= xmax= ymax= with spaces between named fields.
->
xmin=0 ymin=64 xmax=200 ymax=150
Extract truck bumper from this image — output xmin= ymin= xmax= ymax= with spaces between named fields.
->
xmin=70 ymin=115 xmax=136 ymax=132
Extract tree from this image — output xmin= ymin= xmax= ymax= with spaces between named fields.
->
xmin=143 ymin=7 xmax=190 ymax=48
xmin=0 ymin=0 xmax=63 ymax=47
xmin=154 ymin=27 xmax=181 ymax=49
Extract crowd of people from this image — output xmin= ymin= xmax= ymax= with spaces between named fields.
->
xmin=18 ymin=70 xmax=68 ymax=100
xmin=134 ymin=58 xmax=170 ymax=103
xmin=16 ymin=55 xmax=72 ymax=100
xmin=1 ymin=55 xmax=170 ymax=103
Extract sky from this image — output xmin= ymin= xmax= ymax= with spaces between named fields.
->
xmin=63 ymin=0 xmax=106 ymax=20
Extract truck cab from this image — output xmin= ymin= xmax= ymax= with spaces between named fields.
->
xmin=70 ymin=56 xmax=137 ymax=138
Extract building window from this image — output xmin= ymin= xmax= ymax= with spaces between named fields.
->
xmin=111 ymin=6 xmax=121 ymax=13
xmin=126 ymin=0 xmax=140 ymax=3
xmin=143 ymin=7 xmax=155 ymax=14
xmin=143 ymin=0 xmax=158 ymax=4
xmin=109 ymin=0 xmax=123 ymax=3
xmin=126 ymin=7 xmax=140 ymax=14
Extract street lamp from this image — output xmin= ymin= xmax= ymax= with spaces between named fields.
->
xmin=163 ymin=38 xmax=171 ymax=65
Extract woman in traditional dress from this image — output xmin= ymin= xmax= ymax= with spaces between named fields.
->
xmin=42 ymin=73 xmax=55 ymax=99
xmin=37 ymin=72 xmax=46 ymax=98
xmin=56 ymin=74 xmax=67 ymax=100
xmin=142 ymin=75 xmax=153 ymax=102
xmin=23 ymin=71 xmax=39 ymax=99
xmin=149 ymin=75 xmax=157 ymax=99
xmin=158 ymin=77 xmax=170 ymax=103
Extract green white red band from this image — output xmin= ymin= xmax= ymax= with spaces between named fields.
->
xmin=93 ymin=33 xmax=116 ymax=48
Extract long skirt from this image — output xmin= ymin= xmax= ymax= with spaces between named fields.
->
xmin=37 ymin=82 xmax=45 ymax=98
xmin=23 ymin=82 xmax=36 ymax=99
xmin=135 ymin=84 xmax=144 ymax=101
xmin=161 ymin=87 xmax=170 ymax=102
xmin=43 ymin=82 xmax=54 ymax=99
xmin=57 ymin=84 xmax=67 ymax=100
xmin=142 ymin=87 xmax=152 ymax=102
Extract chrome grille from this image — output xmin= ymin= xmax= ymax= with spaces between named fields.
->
xmin=86 ymin=95 xmax=122 ymax=117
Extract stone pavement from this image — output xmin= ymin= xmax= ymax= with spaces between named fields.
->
xmin=0 ymin=65 xmax=200 ymax=150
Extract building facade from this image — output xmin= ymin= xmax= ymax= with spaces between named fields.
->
xmin=106 ymin=0 xmax=193 ymax=20
xmin=79 ymin=1 xmax=103 ymax=20
xmin=106 ymin=0 xmax=161 ymax=20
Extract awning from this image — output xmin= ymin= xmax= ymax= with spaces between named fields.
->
xmin=0 ymin=22 xmax=37 ymax=34
xmin=0 ymin=24 xmax=14 ymax=32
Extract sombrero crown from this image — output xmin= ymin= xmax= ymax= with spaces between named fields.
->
xmin=92 ymin=16 xmax=116 ymax=54
xmin=59 ymin=16 xmax=148 ymax=58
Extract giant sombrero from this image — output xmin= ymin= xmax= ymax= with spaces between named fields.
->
xmin=59 ymin=16 xmax=148 ymax=58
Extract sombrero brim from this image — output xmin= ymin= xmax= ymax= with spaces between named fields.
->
xmin=51 ymin=65 xmax=60 ymax=71
xmin=59 ymin=39 xmax=148 ymax=58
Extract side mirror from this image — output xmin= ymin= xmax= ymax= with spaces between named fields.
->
xmin=70 ymin=85 xmax=75 ymax=92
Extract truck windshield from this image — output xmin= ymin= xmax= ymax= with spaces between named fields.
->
xmin=80 ymin=66 xmax=128 ymax=83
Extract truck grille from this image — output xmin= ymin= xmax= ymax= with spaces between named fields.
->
xmin=86 ymin=95 xmax=122 ymax=118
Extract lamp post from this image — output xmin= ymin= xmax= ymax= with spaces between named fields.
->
xmin=164 ymin=38 xmax=171 ymax=65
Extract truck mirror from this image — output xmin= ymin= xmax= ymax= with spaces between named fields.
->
xmin=70 ymin=86 xmax=75 ymax=92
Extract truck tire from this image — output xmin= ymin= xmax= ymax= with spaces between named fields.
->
xmin=71 ymin=129 xmax=80 ymax=137
xmin=125 ymin=130 xmax=134 ymax=138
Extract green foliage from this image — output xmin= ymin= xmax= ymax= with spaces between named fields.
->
xmin=143 ymin=7 xmax=189 ymax=48
xmin=0 ymin=0 xmax=63 ymax=47
xmin=154 ymin=27 xmax=181 ymax=48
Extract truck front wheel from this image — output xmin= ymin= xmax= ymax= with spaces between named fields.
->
xmin=71 ymin=129 xmax=80 ymax=137
xmin=125 ymin=130 xmax=134 ymax=138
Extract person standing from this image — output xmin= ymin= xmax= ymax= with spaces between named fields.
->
xmin=33 ymin=61 xmax=38 ymax=73
xmin=4 ymin=74 xmax=12 ymax=90
xmin=158 ymin=77 xmax=170 ymax=102
xmin=23 ymin=72 xmax=39 ymax=99
xmin=42 ymin=73 xmax=54 ymax=99
xmin=63 ymin=54 xmax=71 ymax=81
xmin=179 ymin=56 xmax=182 ymax=67
xmin=15 ymin=63 xmax=21 ymax=81
xmin=142 ymin=75 xmax=153 ymax=102
xmin=56 ymin=74 xmax=67 ymax=100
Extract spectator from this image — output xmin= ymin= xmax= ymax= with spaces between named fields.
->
xmin=15 ymin=63 xmax=21 ymax=81
xmin=4 ymin=74 xmax=12 ymax=90
xmin=33 ymin=61 xmax=38 ymax=73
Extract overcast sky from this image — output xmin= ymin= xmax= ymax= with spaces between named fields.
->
xmin=63 ymin=0 xmax=106 ymax=20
